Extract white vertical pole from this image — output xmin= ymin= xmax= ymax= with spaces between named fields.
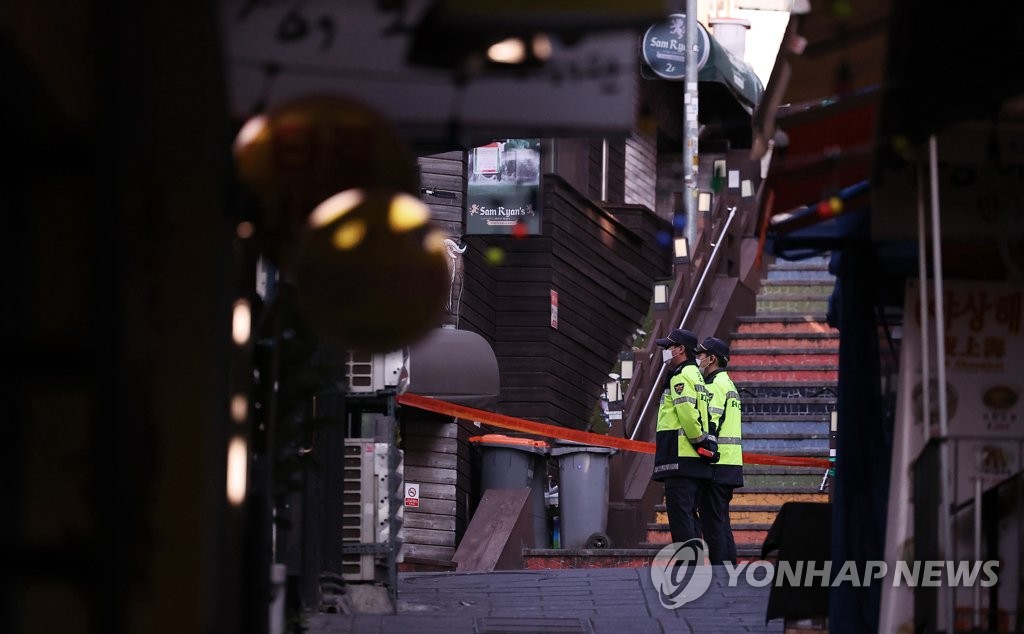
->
xmin=916 ymin=163 xmax=931 ymax=446
xmin=973 ymin=477 xmax=983 ymax=629
xmin=683 ymin=0 xmax=699 ymax=249
xmin=928 ymin=134 xmax=955 ymax=633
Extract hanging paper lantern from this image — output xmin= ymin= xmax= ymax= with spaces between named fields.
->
xmin=290 ymin=189 xmax=449 ymax=352
xmin=232 ymin=95 xmax=418 ymax=264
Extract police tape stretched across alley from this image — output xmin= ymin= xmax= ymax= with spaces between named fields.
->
xmin=649 ymin=539 xmax=1000 ymax=609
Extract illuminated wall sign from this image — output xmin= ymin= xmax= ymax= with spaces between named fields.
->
xmin=466 ymin=139 xmax=542 ymax=236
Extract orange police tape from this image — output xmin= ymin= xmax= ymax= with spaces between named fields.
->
xmin=397 ymin=392 xmax=832 ymax=469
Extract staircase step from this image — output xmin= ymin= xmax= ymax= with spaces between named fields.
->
xmin=731 ymin=337 xmax=839 ymax=351
xmin=743 ymin=465 xmax=828 ymax=475
xmin=758 ymin=281 xmax=836 ymax=297
xmin=735 ymin=317 xmax=833 ymax=334
xmin=730 ymin=352 xmax=839 ymax=367
xmin=746 ymin=421 xmax=831 ymax=435
xmin=744 ymin=438 xmax=830 ymax=452
xmin=654 ymin=509 xmax=779 ymax=525
xmin=742 ymin=397 xmax=837 ymax=415
xmin=731 ymin=510 xmax=779 ymax=525
xmin=739 ymin=384 xmax=837 ymax=399
xmin=733 ymin=527 xmax=770 ymax=547
xmin=756 ymin=297 xmax=830 ymax=314
xmin=733 ymin=491 xmax=829 ymax=506
xmin=729 ymin=368 xmax=838 ymax=382
xmin=645 ymin=525 xmax=771 ymax=547
xmin=742 ymin=473 xmax=827 ymax=488
xmin=744 ymin=413 xmax=832 ymax=423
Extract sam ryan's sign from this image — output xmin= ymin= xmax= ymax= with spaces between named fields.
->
xmin=466 ymin=139 xmax=541 ymax=236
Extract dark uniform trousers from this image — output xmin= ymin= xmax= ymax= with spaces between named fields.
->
xmin=663 ymin=476 xmax=703 ymax=544
xmin=698 ymin=482 xmax=737 ymax=564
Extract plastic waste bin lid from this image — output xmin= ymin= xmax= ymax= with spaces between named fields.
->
xmin=549 ymin=439 xmax=617 ymax=456
xmin=469 ymin=434 xmax=550 ymax=454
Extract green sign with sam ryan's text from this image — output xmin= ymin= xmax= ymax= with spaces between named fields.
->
xmin=466 ymin=139 xmax=541 ymax=236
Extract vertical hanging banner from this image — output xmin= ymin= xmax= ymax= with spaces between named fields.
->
xmin=466 ymin=139 xmax=542 ymax=235
xmin=880 ymin=279 xmax=1024 ymax=634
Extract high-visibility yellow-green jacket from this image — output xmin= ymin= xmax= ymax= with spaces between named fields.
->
xmin=652 ymin=360 xmax=712 ymax=481
xmin=704 ymin=368 xmax=743 ymax=486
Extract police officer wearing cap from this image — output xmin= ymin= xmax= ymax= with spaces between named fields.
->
xmin=695 ymin=336 xmax=743 ymax=564
xmin=651 ymin=328 xmax=712 ymax=544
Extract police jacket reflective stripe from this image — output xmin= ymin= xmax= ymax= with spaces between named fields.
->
xmin=704 ymin=368 xmax=743 ymax=486
xmin=652 ymin=361 xmax=712 ymax=481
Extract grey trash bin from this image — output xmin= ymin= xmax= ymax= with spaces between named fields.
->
xmin=551 ymin=442 xmax=617 ymax=549
xmin=471 ymin=434 xmax=550 ymax=548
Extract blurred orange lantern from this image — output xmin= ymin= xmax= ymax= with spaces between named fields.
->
xmin=233 ymin=95 xmax=418 ymax=264
xmin=290 ymin=189 xmax=449 ymax=352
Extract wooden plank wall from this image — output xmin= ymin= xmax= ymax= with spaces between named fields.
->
xmin=399 ymin=414 xmax=479 ymax=565
xmin=419 ymin=151 xmax=465 ymax=239
xmin=625 ymin=131 xmax=658 ymax=212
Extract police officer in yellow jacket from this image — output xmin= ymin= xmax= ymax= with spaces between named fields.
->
xmin=695 ymin=336 xmax=743 ymax=564
xmin=651 ymin=328 xmax=711 ymax=543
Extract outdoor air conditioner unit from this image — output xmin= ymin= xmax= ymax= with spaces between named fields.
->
xmin=346 ymin=350 xmax=406 ymax=393
xmin=341 ymin=439 xmax=404 ymax=583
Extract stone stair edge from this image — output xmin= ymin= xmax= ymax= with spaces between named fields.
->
xmin=731 ymin=348 xmax=838 ymax=355
xmin=742 ymin=415 xmax=833 ymax=422
xmin=745 ymin=433 xmax=831 ymax=440
xmin=731 ymin=332 xmax=839 ymax=339
xmin=736 ymin=315 xmax=830 ymax=322
xmin=742 ymin=396 xmax=838 ymax=402
xmin=729 ymin=364 xmax=838 ymax=370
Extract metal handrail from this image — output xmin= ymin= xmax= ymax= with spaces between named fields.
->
xmin=628 ymin=205 xmax=737 ymax=441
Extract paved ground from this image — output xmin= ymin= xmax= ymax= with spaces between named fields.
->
xmin=304 ymin=567 xmax=785 ymax=633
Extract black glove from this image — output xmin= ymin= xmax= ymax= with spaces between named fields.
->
xmin=693 ymin=436 xmax=720 ymax=463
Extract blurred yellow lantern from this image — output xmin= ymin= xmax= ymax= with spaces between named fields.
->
xmin=291 ymin=189 xmax=449 ymax=352
xmin=232 ymin=95 xmax=418 ymax=264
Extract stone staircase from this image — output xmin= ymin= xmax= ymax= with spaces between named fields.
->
xmin=645 ymin=255 xmax=837 ymax=558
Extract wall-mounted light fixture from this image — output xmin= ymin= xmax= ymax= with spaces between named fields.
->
xmin=653 ymin=279 xmax=671 ymax=311
xmin=673 ymin=236 xmax=690 ymax=264
xmin=605 ymin=374 xmax=624 ymax=411
xmin=618 ymin=350 xmax=634 ymax=381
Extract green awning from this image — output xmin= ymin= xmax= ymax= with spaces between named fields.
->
xmin=698 ymin=35 xmax=763 ymax=112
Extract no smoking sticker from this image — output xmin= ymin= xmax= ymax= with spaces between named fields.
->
xmin=404 ymin=483 xmax=420 ymax=508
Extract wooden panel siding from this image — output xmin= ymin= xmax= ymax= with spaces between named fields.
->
xmin=399 ymin=415 xmax=479 ymax=565
xmin=419 ymin=152 xmax=465 ymax=232
xmin=625 ymin=131 xmax=657 ymax=211
xmin=460 ymin=175 xmax=671 ymax=429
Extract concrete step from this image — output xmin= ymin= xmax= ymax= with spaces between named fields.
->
xmin=730 ymin=352 xmax=839 ymax=366
xmin=758 ymin=281 xmax=836 ymax=298
xmin=743 ymin=437 xmax=830 ymax=453
xmin=731 ymin=335 xmax=839 ymax=350
xmin=733 ymin=526 xmax=770 ymax=548
xmin=765 ymin=268 xmax=836 ymax=282
xmin=522 ymin=548 xmax=658 ymax=570
xmin=644 ymin=524 xmax=775 ymax=546
xmin=745 ymin=421 xmax=831 ymax=435
xmin=756 ymin=297 xmax=830 ymax=315
xmin=739 ymin=384 xmax=838 ymax=399
xmin=733 ymin=491 xmax=829 ymax=506
xmin=742 ymin=397 xmax=837 ymax=416
xmin=729 ymin=367 xmax=839 ymax=383
xmin=735 ymin=317 xmax=834 ymax=334
xmin=742 ymin=472 xmax=827 ymax=488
